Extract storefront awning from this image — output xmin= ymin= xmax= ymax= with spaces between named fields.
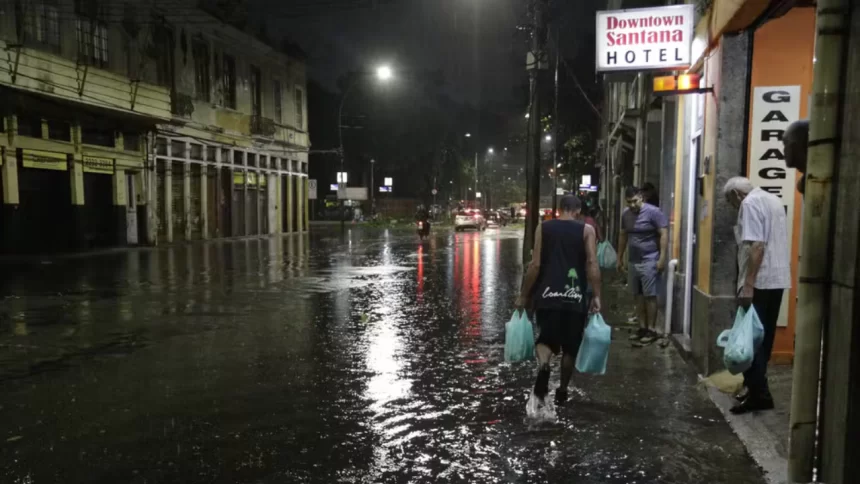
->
xmin=0 ymin=86 xmax=172 ymax=129
xmin=689 ymin=0 xmax=809 ymax=71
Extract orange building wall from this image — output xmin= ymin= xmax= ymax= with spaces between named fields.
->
xmin=747 ymin=7 xmax=815 ymax=364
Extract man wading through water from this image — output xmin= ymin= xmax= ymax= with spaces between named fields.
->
xmin=517 ymin=196 xmax=601 ymax=405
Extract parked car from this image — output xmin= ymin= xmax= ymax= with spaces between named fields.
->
xmin=454 ymin=210 xmax=487 ymax=232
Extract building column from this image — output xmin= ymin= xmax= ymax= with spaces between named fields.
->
xmin=145 ymin=134 xmax=158 ymax=246
xmin=200 ymin=165 xmax=209 ymax=240
xmin=269 ymin=172 xmax=278 ymax=235
xmin=164 ymin=161 xmax=173 ymax=243
xmin=70 ymin=154 xmax=86 ymax=250
xmin=690 ymin=32 xmax=753 ymax=374
xmin=183 ymin=160 xmax=192 ymax=241
xmin=1 ymin=148 xmax=20 ymax=252
xmin=286 ymin=173 xmax=294 ymax=233
xmin=242 ymin=154 xmax=249 ymax=237
xmin=296 ymin=175 xmax=304 ymax=233
xmin=214 ymin=147 xmax=223 ymax=239
xmin=113 ymin=168 xmax=128 ymax=245
xmin=304 ymin=177 xmax=309 ymax=230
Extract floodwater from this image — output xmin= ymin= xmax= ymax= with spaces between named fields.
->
xmin=0 ymin=227 xmax=765 ymax=483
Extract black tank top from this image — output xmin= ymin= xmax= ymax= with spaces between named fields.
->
xmin=533 ymin=219 xmax=587 ymax=312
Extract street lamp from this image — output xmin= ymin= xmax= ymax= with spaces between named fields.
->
xmin=338 ymin=64 xmax=394 ymax=190
xmin=488 ymin=147 xmax=494 ymax=154
xmin=465 ymin=133 xmax=471 ymax=138
xmin=545 ymin=134 xmax=552 ymax=142
xmin=376 ymin=65 xmax=393 ymax=81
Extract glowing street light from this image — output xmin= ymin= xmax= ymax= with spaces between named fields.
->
xmin=376 ymin=65 xmax=393 ymax=81
xmin=525 ymin=113 xmax=530 ymax=119
xmin=545 ymin=134 xmax=552 ymax=142
xmin=488 ymin=147 xmax=494 ymax=154
xmin=465 ymin=133 xmax=471 ymax=138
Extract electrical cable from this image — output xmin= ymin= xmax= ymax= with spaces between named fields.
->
xmin=559 ymin=55 xmax=602 ymax=120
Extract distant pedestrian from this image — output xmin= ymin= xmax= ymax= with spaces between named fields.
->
xmin=617 ymin=186 xmax=668 ymax=346
xmin=516 ymin=195 xmax=601 ymax=406
xmin=723 ymin=177 xmax=791 ymax=414
xmin=577 ymin=200 xmax=602 ymax=241
xmin=642 ymin=182 xmax=659 ymax=207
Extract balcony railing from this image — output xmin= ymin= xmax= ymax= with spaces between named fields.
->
xmin=171 ymin=92 xmax=195 ymax=118
xmin=250 ymin=115 xmax=276 ymax=137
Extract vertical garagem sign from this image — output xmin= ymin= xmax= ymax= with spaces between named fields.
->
xmin=596 ymin=4 xmax=695 ymax=72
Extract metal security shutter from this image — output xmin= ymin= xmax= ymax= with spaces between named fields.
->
xmin=157 ymin=160 xmax=168 ymax=242
xmin=260 ymin=174 xmax=269 ymax=235
xmin=171 ymin=162 xmax=185 ymax=242
xmin=207 ymin=167 xmax=217 ymax=239
xmin=248 ymin=179 xmax=259 ymax=235
xmin=190 ymin=164 xmax=203 ymax=240
xmin=232 ymin=171 xmax=245 ymax=237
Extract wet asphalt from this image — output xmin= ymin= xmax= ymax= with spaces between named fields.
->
xmin=0 ymin=226 xmax=765 ymax=484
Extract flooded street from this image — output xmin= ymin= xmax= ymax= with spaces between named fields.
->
xmin=0 ymin=227 xmax=764 ymax=484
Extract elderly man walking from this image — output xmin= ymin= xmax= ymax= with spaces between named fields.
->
xmin=723 ymin=176 xmax=791 ymax=414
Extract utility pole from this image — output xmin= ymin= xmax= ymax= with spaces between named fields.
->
xmin=523 ymin=0 xmax=548 ymax=264
xmin=551 ymin=29 xmax=560 ymax=217
xmin=474 ymin=152 xmax=479 ymax=208
xmin=632 ymin=73 xmax=645 ymax=187
xmin=789 ymin=0 xmax=851 ymax=480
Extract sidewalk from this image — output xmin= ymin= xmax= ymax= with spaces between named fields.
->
xmin=606 ymin=269 xmax=791 ymax=484
xmin=704 ymin=365 xmax=791 ymax=484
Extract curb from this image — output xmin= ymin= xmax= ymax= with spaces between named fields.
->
xmin=704 ymin=383 xmax=788 ymax=484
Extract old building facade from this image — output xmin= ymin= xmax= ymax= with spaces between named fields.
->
xmin=0 ymin=0 xmax=309 ymax=254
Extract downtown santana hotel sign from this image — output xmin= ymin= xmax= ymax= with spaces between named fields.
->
xmin=596 ymin=4 xmax=694 ymax=72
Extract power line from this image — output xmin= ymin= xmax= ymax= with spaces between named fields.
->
xmin=559 ymin=56 xmax=602 ymax=121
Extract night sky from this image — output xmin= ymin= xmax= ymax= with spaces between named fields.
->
xmin=258 ymin=0 xmax=603 ymax=113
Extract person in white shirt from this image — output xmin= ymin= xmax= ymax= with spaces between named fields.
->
xmin=723 ymin=177 xmax=792 ymax=414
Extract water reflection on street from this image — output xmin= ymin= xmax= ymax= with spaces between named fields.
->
xmin=0 ymin=227 xmax=764 ymax=483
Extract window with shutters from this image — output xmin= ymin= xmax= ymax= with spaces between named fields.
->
xmin=273 ymin=80 xmax=282 ymax=123
xmin=193 ymin=39 xmax=211 ymax=102
xmin=294 ymin=87 xmax=304 ymax=130
xmin=222 ymin=55 xmax=237 ymax=109
xmin=75 ymin=0 xmax=108 ymax=68
xmin=16 ymin=0 xmax=60 ymax=51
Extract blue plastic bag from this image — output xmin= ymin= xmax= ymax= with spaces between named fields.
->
xmin=504 ymin=310 xmax=535 ymax=362
xmin=575 ymin=313 xmax=612 ymax=375
xmin=597 ymin=241 xmax=617 ymax=270
xmin=716 ymin=307 xmax=764 ymax=375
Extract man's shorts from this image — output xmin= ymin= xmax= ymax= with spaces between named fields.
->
xmin=535 ymin=309 xmax=587 ymax=356
xmin=629 ymin=259 xmax=659 ymax=297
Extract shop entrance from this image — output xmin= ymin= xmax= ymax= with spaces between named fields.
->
xmin=17 ymin=156 xmax=72 ymax=253
xmin=157 ymin=160 xmax=168 ymax=242
xmin=171 ymin=162 xmax=185 ymax=242
xmin=126 ymin=174 xmax=138 ymax=245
